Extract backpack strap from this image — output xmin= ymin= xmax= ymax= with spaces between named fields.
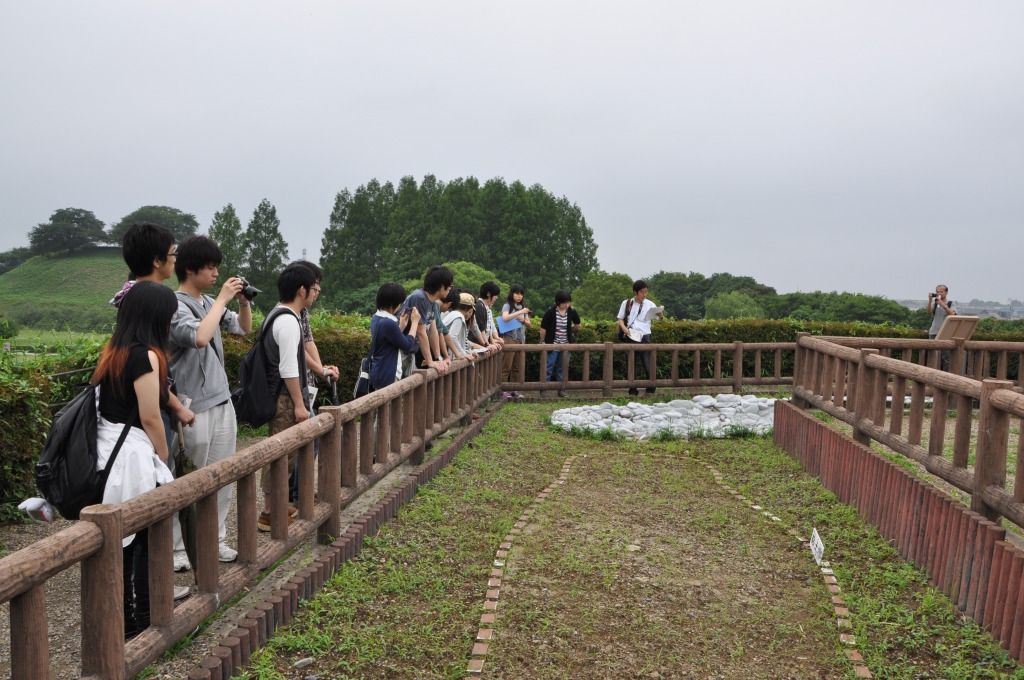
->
xmin=100 ymin=403 xmax=139 ymax=480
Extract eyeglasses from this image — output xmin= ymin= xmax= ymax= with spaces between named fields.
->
xmin=312 ymin=285 xmax=322 ymax=294
xmin=168 ymin=249 xmax=178 ymax=257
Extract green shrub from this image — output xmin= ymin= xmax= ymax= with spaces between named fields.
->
xmin=0 ymin=315 xmax=18 ymax=339
xmin=0 ymin=360 xmax=51 ymax=522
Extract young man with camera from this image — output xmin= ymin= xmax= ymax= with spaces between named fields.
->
xmin=168 ymin=235 xmax=253 ymax=570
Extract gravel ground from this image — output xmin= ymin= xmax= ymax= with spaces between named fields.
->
xmin=0 ymin=435 xmax=419 ymax=679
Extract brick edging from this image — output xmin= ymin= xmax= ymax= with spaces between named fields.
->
xmin=186 ymin=401 xmax=504 ymax=680
xmin=704 ymin=461 xmax=874 ymax=678
xmin=465 ymin=455 xmax=578 ymax=677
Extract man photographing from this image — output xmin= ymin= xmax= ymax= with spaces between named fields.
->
xmin=927 ymin=284 xmax=956 ymax=371
xmin=927 ymin=285 xmax=956 ymax=339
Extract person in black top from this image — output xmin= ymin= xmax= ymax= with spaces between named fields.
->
xmin=91 ymin=281 xmax=178 ymax=639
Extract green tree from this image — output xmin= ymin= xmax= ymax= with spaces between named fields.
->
xmin=320 ymin=181 xmax=395 ymax=293
xmin=320 ymin=188 xmax=353 ymax=305
xmin=434 ymin=176 xmax=483 ymax=273
xmin=29 ymin=208 xmax=106 ymax=255
xmin=760 ymin=291 xmax=910 ymax=324
xmin=244 ymin=199 xmax=289 ymax=312
xmin=705 ymin=291 xmax=765 ymax=319
xmin=386 ymin=175 xmax=431 ymax=281
xmin=208 ymin=204 xmax=247 ymax=286
xmin=401 ymin=262 xmax=508 ymax=306
xmin=572 ymin=270 xmax=635 ymax=321
xmin=0 ymin=246 xmax=33 ymax=277
xmin=332 ymin=282 xmax=380 ymax=315
xmin=108 ymin=205 xmax=199 ymax=243
xmin=648 ymin=271 xmax=710 ymax=320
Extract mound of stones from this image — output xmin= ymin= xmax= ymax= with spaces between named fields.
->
xmin=550 ymin=394 xmax=778 ymax=440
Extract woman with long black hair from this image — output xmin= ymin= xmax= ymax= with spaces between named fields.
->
xmin=91 ymin=280 xmax=177 ymax=638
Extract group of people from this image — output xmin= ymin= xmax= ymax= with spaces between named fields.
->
xmin=94 ymin=221 xmax=667 ymax=638
xmin=98 ymin=222 xmax=338 ymax=637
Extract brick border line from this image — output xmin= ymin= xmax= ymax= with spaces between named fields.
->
xmin=702 ymin=460 xmax=874 ymax=679
xmin=186 ymin=402 xmax=504 ymax=680
xmin=465 ymin=455 xmax=579 ymax=678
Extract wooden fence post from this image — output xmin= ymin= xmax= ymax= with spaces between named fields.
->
xmin=972 ymin=379 xmax=1015 ymax=522
xmin=733 ymin=341 xmax=744 ymax=394
xmin=10 ymin=586 xmax=48 ymax=680
xmin=80 ymin=504 xmax=126 ymax=679
xmin=853 ymin=349 xmax=879 ymax=445
xmin=318 ymin=407 xmax=343 ymax=544
xmin=412 ymin=376 xmax=427 ymax=466
xmin=603 ymin=342 xmax=613 ymax=397
xmin=951 ymin=340 xmax=966 ymax=376
xmin=792 ymin=333 xmax=809 ymax=408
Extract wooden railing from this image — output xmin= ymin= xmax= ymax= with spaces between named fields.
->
xmin=0 ymin=353 xmax=501 ymax=680
xmin=791 ymin=334 xmax=1024 ymax=526
xmin=499 ymin=341 xmax=795 ymax=395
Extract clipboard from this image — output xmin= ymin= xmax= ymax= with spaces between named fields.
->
xmin=496 ymin=316 xmax=523 ymax=335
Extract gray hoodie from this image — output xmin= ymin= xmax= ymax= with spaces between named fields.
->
xmin=169 ymin=292 xmax=246 ymax=414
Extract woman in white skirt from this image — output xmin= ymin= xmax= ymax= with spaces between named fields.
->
xmin=91 ymin=281 xmax=178 ymax=638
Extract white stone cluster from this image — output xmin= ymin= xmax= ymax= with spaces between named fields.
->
xmin=550 ymin=394 xmax=778 ymax=440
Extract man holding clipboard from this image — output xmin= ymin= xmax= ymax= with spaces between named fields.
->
xmin=617 ymin=279 xmax=664 ymax=396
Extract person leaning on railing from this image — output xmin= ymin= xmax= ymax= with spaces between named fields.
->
xmin=91 ymin=281 xmax=178 ymax=639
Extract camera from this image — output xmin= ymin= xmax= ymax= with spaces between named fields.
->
xmin=237 ymin=276 xmax=261 ymax=301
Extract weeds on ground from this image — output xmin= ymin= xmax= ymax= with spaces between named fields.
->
xmin=241 ymin=403 xmax=1024 ymax=679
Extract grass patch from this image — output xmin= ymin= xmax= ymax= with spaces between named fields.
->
xmin=240 ymin=402 xmax=1024 ymax=678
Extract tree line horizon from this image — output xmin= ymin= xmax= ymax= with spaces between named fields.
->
xmin=0 ymin=174 xmax=1008 ymax=330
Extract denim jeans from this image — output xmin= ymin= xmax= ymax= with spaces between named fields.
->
xmin=545 ymin=347 xmax=570 ymax=383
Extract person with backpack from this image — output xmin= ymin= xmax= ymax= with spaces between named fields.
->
xmin=168 ymin=236 xmax=252 ymax=570
xmin=286 ymin=261 xmax=338 ymax=504
xmin=617 ymin=279 xmax=664 ymax=396
xmin=91 ymin=281 xmax=178 ymax=639
xmin=539 ymin=290 xmax=581 ymax=398
xmin=258 ymin=264 xmax=317 ymax=532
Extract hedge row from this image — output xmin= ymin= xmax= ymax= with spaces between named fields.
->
xmin=3 ymin=318 xmax=1020 ymax=523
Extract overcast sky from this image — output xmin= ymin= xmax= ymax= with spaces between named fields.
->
xmin=2 ymin=1 xmax=1021 ymax=303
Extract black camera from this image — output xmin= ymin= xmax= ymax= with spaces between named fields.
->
xmin=237 ymin=277 xmax=261 ymax=301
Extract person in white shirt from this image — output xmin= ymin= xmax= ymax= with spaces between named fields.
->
xmin=258 ymin=264 xmax=316 ymax=532
xmin=616 ymin=279 xmax=664 ymax=396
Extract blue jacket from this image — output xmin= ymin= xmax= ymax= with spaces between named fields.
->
xmin=369 ymin=313 xmax=419 ymax=390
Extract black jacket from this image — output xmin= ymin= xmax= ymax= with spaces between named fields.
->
xmin=540 ymin=305 xmax=581 ymax=344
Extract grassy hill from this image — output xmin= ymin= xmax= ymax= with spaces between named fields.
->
xmin=0 ymin=247 xmax=138 ymax=331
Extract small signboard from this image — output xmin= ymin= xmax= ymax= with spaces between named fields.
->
xmin=935 ymin=315 xmax=979 ymax=342
xmin=810 ymin=528 xmax=825 ymax=565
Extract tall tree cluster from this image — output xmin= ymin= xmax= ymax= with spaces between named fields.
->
xmin=319 ymin=175 xmax=599 ymax=311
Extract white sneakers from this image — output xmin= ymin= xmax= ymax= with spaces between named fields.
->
xmin=173 ymin=551 xmax=191 ymax=572
xmin=173 ymin=544 xmax=237 ymax=571
xmin=173 ymin=585 xmax=190 ymax=601
xmin=218 ymin=544 xmax=238 ymax=563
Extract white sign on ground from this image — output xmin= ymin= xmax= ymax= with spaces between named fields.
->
xmin=810 ymin=529 xmax=825 ymax=565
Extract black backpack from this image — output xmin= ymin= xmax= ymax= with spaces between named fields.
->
xmin=35 ymin=386 xmax=135 ymax=520
xmin=231 ymin=307 xmax=290 ymax=428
